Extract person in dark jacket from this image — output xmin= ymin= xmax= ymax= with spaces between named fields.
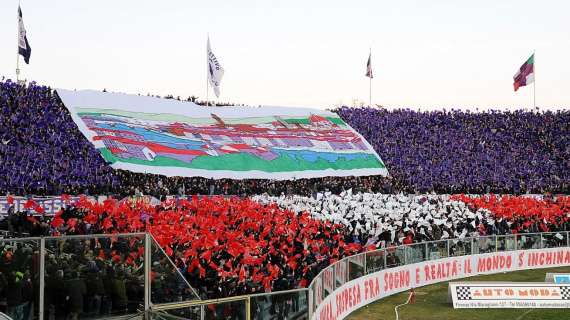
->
xmin=0 ymin=272 xmax=7 ymax=314
xmin=64 ymin=271 xmax=86 ymax=320
xmin=85 ymin=266 xmax=105 ymax=316
xmin=6 ymin=271 xmax=24 ymax=320
xmin=110 ymin=270 xmax=128 ymax=312
xmin=45 ymin=268 xmax=66 ymax=320
xmin=21 ymin=270 xmax=34 ymax=320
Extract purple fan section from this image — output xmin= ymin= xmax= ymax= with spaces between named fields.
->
xmin=337 ymin=107 xmax=570 ymax=194
xmin=1 ymin=79 xmax=569 ymax=196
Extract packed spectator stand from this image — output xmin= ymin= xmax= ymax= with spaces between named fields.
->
xmin=337 ymin=106 xmax=570 ymax=194
xmin=2 ymin=80 xmax=569 ymax=197
xmin=1 ymin=79 xmax=570 ymax=319
xmin=2 ymin=193 xmax=570 ymax=319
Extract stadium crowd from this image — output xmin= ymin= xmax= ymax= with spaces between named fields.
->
xmin=337 ymin=106 xmax=570 ymax=194
xmin=0 ymin=221 xmax=191 ymax=320
xmin=2 ymin=80 xmax=570 ymax=199
xmin=42 ymin=196 xmax=360 ymax=299
xmin=0 ymin=80 xmax=119 ymax=196
xmin=115 ymin=171 xmax=396 ymax=199
xmin=1 ymin=193 xmax=569 ymax=318
xmin=2 ymin=78 xmax=570 ymax=319
xmin=254 ymin=192 xmax=570 ymax=247
xmin=0 ymin=80 xmax=394 ymax=197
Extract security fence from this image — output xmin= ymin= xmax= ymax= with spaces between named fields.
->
xmin=0 ymin=233 xmax=200 ymax=320
xmin=1 ymin=231 xmax=569 ymax=320
xmin=149 ymin=287 xmax=309 ymax=320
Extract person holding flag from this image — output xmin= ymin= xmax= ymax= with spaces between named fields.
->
xmin=17 ymin=4 xmax=32 ymax=80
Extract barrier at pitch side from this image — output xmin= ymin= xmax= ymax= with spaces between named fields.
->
xmin=309 ymin=232 xmax=570 ymax=320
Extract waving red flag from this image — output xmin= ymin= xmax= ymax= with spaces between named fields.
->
xmin=23 ymin=199 xmax=36 ymax=209
xmin=51 ymin=216 xmax=65 ymax=228
xmin=34 ymin=205 xmax=45 ymax=214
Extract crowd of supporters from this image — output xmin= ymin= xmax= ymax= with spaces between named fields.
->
xmin=337 ymin=106 xmax=570 ymax=194
xmin=2 ymin=78 xmax=570 ymax=319
xmin=1 ymin=194 xmax=569 ymax=312
xmin=0 ymin=80 xmax=119 ymax=196
xmin=43 ymin=196 xmax=360 ymax=299
xmin=254 ymin=192 xmax=570 ymax=247
xmin=115 ymin=171 xmax=396 ymax=199
xmin=0 ymin=195 xmax=363 ymax=319
xmin=2 ymin=79 xmax=570 ymax=198
xmin=0 ymin=227 xmax=193 ymax=320
xmin=0 ymin=79 xmax=395 ymax=198
xmin=0 ymin=194 xmax=569 ymax=318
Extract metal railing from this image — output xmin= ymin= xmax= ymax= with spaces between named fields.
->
xmin=149 ymin=287 xmax=309 ymax=320
xmin=307 ymin=231 xmax=570 ymax=318
xmin=1 ymin=231 xmax=569 ymax=320
xmin=0 ymin=232 xmax=200 ymax=320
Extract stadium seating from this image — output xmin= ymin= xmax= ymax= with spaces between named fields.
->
xmin=0 ymin=80 xmax=118 ymax=195
xmin=2 ymin=79 xmax=570 ymax=318
xmin=338 ymin=106 xmax=570 ymax=194
xmin=2 ymin=80 xmax=570 ymax=196
xmin=4 ymin=194 xmax=568 ymax=301
xmin=41 ymin=196 xmax=361 ymax=299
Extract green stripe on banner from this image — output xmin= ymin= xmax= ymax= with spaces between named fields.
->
xmin=100 ymin=148 xmax=385 ymax=172
xmin=284 ymin=117 xmax=346 ymax=125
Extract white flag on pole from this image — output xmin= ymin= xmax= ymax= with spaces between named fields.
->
xmin=18 ymin=5 xmax=31 ymax=64
xmin=207 ymin=37 xmax=224 ymax=98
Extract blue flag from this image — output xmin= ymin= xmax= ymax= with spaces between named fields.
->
xmin=18 ymin=6 xmax=31 ymax=64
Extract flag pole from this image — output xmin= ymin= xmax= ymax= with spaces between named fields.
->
xmin=16 ymin=0 xmax=21 ymax=82
xmin=533 ymin=50 xmax=536 ymax=109
xmin=369 ymin=48 xmax=372 ymax=107
xmin=206 ymin=33 xmax=209 ymax=107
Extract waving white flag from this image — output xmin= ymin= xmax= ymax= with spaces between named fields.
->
xmin=18 ymin=5 xmax=31 ymax=64
xmin=207 ymin=37 xmax=224 ymax=97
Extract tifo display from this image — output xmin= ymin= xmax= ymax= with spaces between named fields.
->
xmin=1 ymin=80 xmax=569 ymax=196
xmin=2 ymin=0 xmax=569 ymax=318
xmin=4 ymin=193 xmax=570 ymax=300
xmin=57 ymin=89 xmax=387 ymax=179
xmin=1 ymin=79 xmax=569 ymax=320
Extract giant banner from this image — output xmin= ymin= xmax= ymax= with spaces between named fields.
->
xmin=313 ymin=247 xmax=570 ymax=320
xmin=57 ymin=90 xmax=387 ymax=179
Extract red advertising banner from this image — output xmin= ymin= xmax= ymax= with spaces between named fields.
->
xmin=314 ymin=247 xmax=570 ymax=320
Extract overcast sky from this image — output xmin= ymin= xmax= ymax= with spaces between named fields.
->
xmin=0 ymin=0 xmax=568 ymax=110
